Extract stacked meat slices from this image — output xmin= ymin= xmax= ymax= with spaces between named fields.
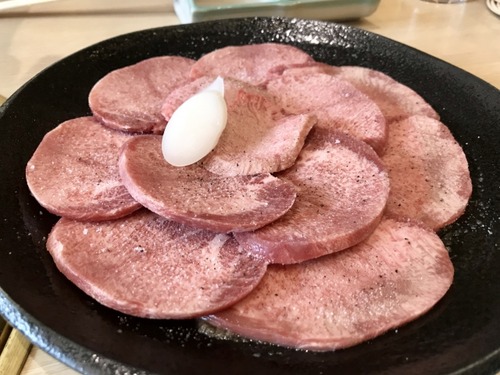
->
xmin=25 ymin=43 xmax=472 ymax=351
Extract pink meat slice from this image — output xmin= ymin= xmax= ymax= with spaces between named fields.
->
xmin=382 ymin=115 xmax=472 ymax=230
xmin=26 ymin=116 xmax=141 ymax=221
xmin=330 ymin=65 xmax=440 ymax=122
xmin=190 ymin=43 xmax=315 ymax=86
xmin=119 ymin=136 xmax=297 ymax=233
xmin=162 ymin=76 xmax=316 ymax=176
xmin=88 ymin=56 xmax=195 ymax=134
xmin=206 ymin=217 xmax=454 ymax=351
xmin=234 ymin=128 xmax=390 ymax=264
xmin=266 ymin=69 xmax=387 ymax=153
xmin=47 ymin=210 xmax=268 ymax=319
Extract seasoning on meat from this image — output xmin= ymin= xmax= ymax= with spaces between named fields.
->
xmin=89 ymin=56 xmax=195 ymax=134
xmin=119 ymin=136 xmax=297 ymax=233
xmin=190 ymin=43 xmax=316 ymax=86
xmin=162 ymin=76 xmax=316 ymax=176
xmin=26 ymin=116 xmax=141 ymax=221
xmin=266 ymin=69 xmax=387 ymax=154
xmin=24 ymin=44 xmax=473 ymax=351
xmin=47 ymin=210 xmax=268 ymax=319
xmin=205 ymin=217 xmax=454 ymax=351
xmin=330 ymin=65 xmax=440 ymax=123
xmin=234 ymin=128 xmax=390 ymax=264
xmin=382 ymin=115 xmax=472 ymax=230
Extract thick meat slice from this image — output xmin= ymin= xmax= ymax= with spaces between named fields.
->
xmin=330 ymin=66 xmax=439 ymax=122
xmin=206 ymin=217 xmax=454 ymax=351
xmin=88 ymin=56 xmax=195 ymax=134
xmin=234 ymin=128 xmax=390 ymax=264
xmin=266 ymin=70 xmax=387 ymax=153
xmin=119 ymin=136 xmax=297 ymax=233
xmin=190 ymin=43 xmax=315 ymax=86
xmin=382 ymin=115 xmax=472 ymax=230
xmin=47 ymin=210 xmax=268 ymax=319
xmin=162 ymin=77 xmax=316 ymax=176
xmin=26 ymin=116 xmax=141 ymax=221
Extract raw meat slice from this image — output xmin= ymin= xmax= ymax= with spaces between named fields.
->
xmin=234 ymin=128 xmax=390 ymax=264
xmin=206 ymin=217 xmax=454 ymax=351
xmin=266 ymin=70 xmax=387 ymax=153
xmin=26 ymin=116 xmax=141 ymax=221
xmin=330 ymin=66 xmax=439 ymax=122
xmin=88 ymin=56 xmax=195 ymax=134
xmin=47 ymin=210 xmax=268 ymax=319
xmin=381 ymin=115 xmax=472 ymax=230
xmin=162 ymin=76 xmax=316 ymax=176
xmin=119 ymin=136 xmax=297 ymax=233
xmin=190 ymin=43 xmax=315 ymax=86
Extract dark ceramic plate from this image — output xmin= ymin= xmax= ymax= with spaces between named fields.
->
xmin=0 ymin=17 xmax=499 ymax=375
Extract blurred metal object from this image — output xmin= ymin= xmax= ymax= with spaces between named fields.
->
xmin=174 ymin=0 xmax=381 ymax=23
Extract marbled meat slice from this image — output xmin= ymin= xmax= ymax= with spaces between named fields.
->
xmin=162 ymin=76 xmax=316 ymax=176
xmin=88 ymin=56 xmax=195 ymax=134
xmin=119 ymin=136 xmax=297 ymax=233
xmin=266 ymin=69 xmax=387 ymax=153
xmin=206 ymin=217 xmax=454 ymax=351
xmin=330 ymin=65 xmax=439 ymax=122
xmin=382 ymin=115 xmax=472 ymax=230
xmin=26 ymin=116 xmax=141 ymax=221
xmin=235 ymin=128 xmax=390 ymax=264
xmin=47 ymin=210 xmax=268 ymax=319
xmin=190 ymin=43 xmax=315 ymax=86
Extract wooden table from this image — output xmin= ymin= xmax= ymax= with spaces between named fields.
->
xmin=0 ymin=0 xmax=498 ymax=373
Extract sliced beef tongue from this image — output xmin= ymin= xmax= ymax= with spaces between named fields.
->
xmin=205 ymin=217 xmax=454 ymax=351
xmin=119 ymin=136 xmax=297 ymax=233
xmin=329 ymin=65 xmax=440 ymax=123
xmin=382 ymin=115 xmax=472 ymax=230
xmin=26 ymin=116 xmax=141 ymax=221
xmin=47 ymin=210 xmax=268 ymax=319
xmin=162 ymin=76 xmax=316 ymax=176
xmin=265 ymin=69 xmax=387 ymax=154
xmin=189 ymin=43 xmax=316 ymax=86
xmin=234 ymin=127 xmax=390 ymax=264
xmin=88 ymin=56 xmax=195 ymax=134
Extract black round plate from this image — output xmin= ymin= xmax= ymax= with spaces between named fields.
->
xmin=0 ymin=17 xmax=499 ymax=375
